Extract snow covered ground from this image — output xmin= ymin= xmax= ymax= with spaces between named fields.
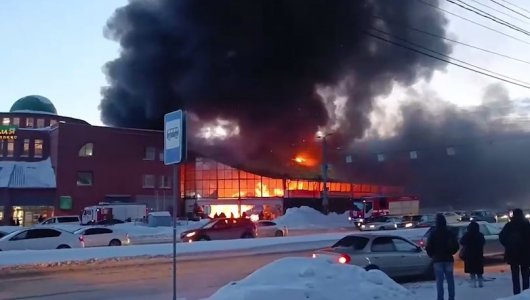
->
xmin=274 ymin=206 xmax=351 ymax=229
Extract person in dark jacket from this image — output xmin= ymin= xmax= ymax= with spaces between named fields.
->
xmin=426 ymin=213 xmax=459 ymax=300
xmin=499 ymin=208 xmax=530 ymax=295
xmin=460 ymin=221 xmax=486 ymax=288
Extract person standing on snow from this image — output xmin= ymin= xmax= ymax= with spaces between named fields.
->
xmin=460 ymin=221 xmax=486 ymax=288
xmin=426 ymin=213 xmax=460 ymax=300
xmin=499 ymin=208 xmax=530 ymax=295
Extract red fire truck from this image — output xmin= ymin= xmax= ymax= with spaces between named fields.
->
xmin=348 ymin=195 xmax=420 ymax=226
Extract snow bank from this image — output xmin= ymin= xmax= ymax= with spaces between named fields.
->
xmin=498 ymin=290 xmax=530 ymax=300
xmin=274 ymin=206 xmax=351 ymax=230
xmin=208 ymin=257 xmax=418 ymax=300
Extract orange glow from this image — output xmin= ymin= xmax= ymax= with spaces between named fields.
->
xmin=293 ymin=153 xmax=318 ymax=167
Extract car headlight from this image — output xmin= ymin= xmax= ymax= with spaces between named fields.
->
xmin=405 ymin=223 xmax=413 ymax=228
xmin=394 ymin=224 xmax=398 ymax=228
xmin=526 ymin=214 xmax=530 ymax=219
xmin=369 ymin=225 xmax=375 ymax=228
xmin=470 ymin=217 xmax=475 ymax=221
xmin=348 ymin=217 xmax=352 ymax=221
xmin=185 ymin=232 xmax=196 ymax=238
xmin=359 ymin=218 xmax=364 ymax=223
xmin=361 ymin=225 xmax=366 ymax=228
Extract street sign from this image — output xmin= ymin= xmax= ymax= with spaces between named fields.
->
xmin=164 ymin=110 xmax=186 ymax=165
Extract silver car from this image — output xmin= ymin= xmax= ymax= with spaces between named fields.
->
xmin=312 ymin=234 xmax=433 ymax=278
xmin=360 ymin=216 xmax=402 ymax=231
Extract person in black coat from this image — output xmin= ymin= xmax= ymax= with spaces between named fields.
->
xmin=460 ymin=221 xmax=485 ymax=288
xmin=426 ymin=214 xmax=460 ymax=300
xmin=499 ymin=208 xmax=530 ymax=295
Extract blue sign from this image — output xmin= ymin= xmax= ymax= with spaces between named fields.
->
xmin=164 ymin=110 xmax=186 ymax=165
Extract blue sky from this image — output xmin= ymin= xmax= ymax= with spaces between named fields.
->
xmin=1 ymin=0 xmax=529 ymax=127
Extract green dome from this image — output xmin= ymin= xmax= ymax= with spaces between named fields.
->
xmin=10 ymin=95 xmax=57 ymax=115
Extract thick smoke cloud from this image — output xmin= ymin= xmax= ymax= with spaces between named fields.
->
xmin=100 ymin=0 xmax=451 ymax=170
xmin=341 ymin=84 xmax=530 ymax=209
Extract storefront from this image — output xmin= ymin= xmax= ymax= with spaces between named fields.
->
xmin=185 ymin=197 xmax=283 ymax=220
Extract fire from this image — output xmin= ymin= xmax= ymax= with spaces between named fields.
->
xmin=256 ymin=182 xmax=284 ymax=197
xmin=294 ymin=156 xmax=306 ymax=164
xmin=293 ymin=153 xmax=317 ymax=167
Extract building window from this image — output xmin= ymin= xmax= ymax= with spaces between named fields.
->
xmin=79 ymin=143 xmax=94 ymax=157
xmin=143 ymin=174 xmax=155 ymax=188
xmin=77 ymin=172 xmax=93 ymax=186
xmin=2 ymin=118 xmax=10 ymax=125
xmin=34 ymin=139 xmax=43 ymax=158
xmin=160 ymin=175 xmax=171 ymax=188
xmin=144 ymin=146 xmax=156 ymax=160
xmin=22 ymin=139 xmax=30 ymax=157
xmin=7 ymin=140 xmax=14 ymax=157
xmin=159 ymin=151 xmax=164 ymax=161
xmin=12 ymin=118 xmax=20 ymax=126
xmin=26 ymin=118 xmax=34 ymax=128
xmin=0 ymin=141 xmax=4 ymax=157
xmin=49 ymin=119 xmax=57 ymax=126
xmin=36 ymin=118 xmax=45 ymax=128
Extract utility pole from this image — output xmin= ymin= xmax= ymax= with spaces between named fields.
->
xmin=320 ymin=133 xmax=331 ymax=215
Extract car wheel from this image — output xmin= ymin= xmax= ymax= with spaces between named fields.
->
xmin=57 ymin=244 xmax=71 ymax=249
xmin=241 ymin=233 xmax=254 ymax=239
xmin=365 ymin=264 xmax=380 ymax=271
xmin=109 ymin=239 xmax=122 ymax=246
xmin=274 ymin=230 xmax=284 ymax=237
xmin=198 ymin=236 xmax=210 ymax=241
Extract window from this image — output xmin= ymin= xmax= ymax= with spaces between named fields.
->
xmin=36 ymin=118 xmax=45 ymax=128
xmin=49 ymin=119 xmax=57 ymax=126
xmin=34 ymin=139 xmax=43 ymax=158
xmin=2 ymin=117 xmax=10 ymax=125
xmin=258 ymin=221 xmax=276 ymax=227
xmin=7 ymin=140 xmax=14 ymax=157
xmin=77 ymin=171 xmax=93 ymax=186
xmin=144 ymin=146 xmax=156 ymax=160
xmin=12 ymin=117 xmax=20 ymax=126
xmin=22 ymin=139 xmax=30 ymax=157
xmin=143 ymin=174 xmax=155 ymax=188
xmin=371 ymin=237 xmax=396 ymax=252
xmin=28 ymin=229 xmax=61 ymax=239
xmin=26 ymin=118 xmax=34 ymax=128
xmin=11 ymin=230 xmax=29 ymax=241
xmin=0 ymin=141 xmax=3 ymax=157
xmin=392 ymin=238 xmax=419 ymax=252
xmin=332 ymin=236 xmax=369 ymax=250
xmin=159 ymin=151 xmax=164 ymax=161
xmin=85 ymin=228 xmax=112 ymax=235
xmin=79 ymin=143 xmax=94 ymax=157
xmin=58 ymin=217 xmax=80 ymax=223
xmin=160 ymin=175 xmax=171 ymax=188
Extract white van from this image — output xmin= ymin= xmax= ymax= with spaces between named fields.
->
xmin=40 ymin=215 xmax=80 ymax=225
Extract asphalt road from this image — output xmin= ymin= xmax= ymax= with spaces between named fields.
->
xmin=0 ymin=251 xmax=507 ymax=300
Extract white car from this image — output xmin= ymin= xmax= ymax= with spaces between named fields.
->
xmin=39 ymin=216 xmax=80 ymax=225
xmin=255 ymin=221 xmax=287 ymax=237
xmin=74 ymin=226 xmax=130 ymax=247
xmin=360 ymin=216 xmax=402 ymax=231
xmin=0 ymin=228 xmax=83 ymax=251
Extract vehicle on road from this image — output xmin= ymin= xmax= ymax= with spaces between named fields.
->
xmin=360 ymin=216 xmax=402 ymax=231
xmin=439 ymin=212 xmax=462 ymax=224
xmin=93 ymin=219 xmax=126 ymax=226
xmin=255 ymin=220 xmax=287 ymax=237
xmin=180 ymin=218 xmax=257 ymax=242
xmin=349 ymin=195 xmax=420 ymax=226
xmin=0 ymin=228 xmax=83 ymax=251
xmin=460 ymin=210 xmax=497 ymax=223
xmin=312 ymin=234 xmax=433 ymax=279
xmin=420 ymin=222 xmax=503 ymax=258
xmin=74 ymin=226 xmax=130 ymax=247
xmin=39 ymin=215 xmax=80 ymax=225
xmin=82 ymin=203 xmax=146 ymax=225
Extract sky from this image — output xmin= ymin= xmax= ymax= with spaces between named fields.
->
xmin=0 ymin=0 xmax=529 ymax=127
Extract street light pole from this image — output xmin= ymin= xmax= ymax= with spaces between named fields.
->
xmin=321 ymin=134 xmax=329 ymax=215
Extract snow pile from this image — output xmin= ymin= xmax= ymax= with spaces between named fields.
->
xmin=208 ymin=257 xmax=418 ymax=300
xmin=274 ymin=206 xmax=350 ymax=229
xmin=498 ymin=290 xmax=530 ymax=300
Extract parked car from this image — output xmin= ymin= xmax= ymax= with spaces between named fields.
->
xmin=39 ymin=216 xmax=80 ymax=225
xmin=312 ymin=234 xmax=433 ymax=278
xmin=93 ymin=219 xmax=125 ymax=226
xmin=255 ymin=220 xmax=287 ymax=237
xmin=400 ymin=215 xmax=427 ymax=228
xmin=439 ymin=212 xmax=461 ymax=224
xmin=74 ymin=226 xmax=130 ymax=247
xmin=359 ymin=216 xmax=402 ymax=231
xmin=460 ymin=210 xmax=497 ymax=223
xmin=419 ymin=222 xmax=503 ymax=258
xmin=0 ymin=228 xmax=84 ymax=251
xmin=180 ymin=218 xmax=257 ymax=242
xmin=414 ymin=214 xmax=436 ymax=228
xmin=0 ymin=226 xmax=25 ymax=238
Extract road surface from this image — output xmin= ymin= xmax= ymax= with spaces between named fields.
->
xmin=0 ymin=251 xmax=508 ymax=300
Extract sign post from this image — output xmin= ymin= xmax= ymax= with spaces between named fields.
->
xmin=164 ymin=110 xmax=186 ymax=300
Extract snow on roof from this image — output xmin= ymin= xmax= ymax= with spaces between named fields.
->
xmin=0 ymin=158 xmax=56 ymax=188
xmin=8 ymin=109 xmax=58 ymax=116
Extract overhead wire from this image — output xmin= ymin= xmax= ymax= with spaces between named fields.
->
xmin=465 ymin=0 xmax=530 ymax=24
xmin=495 ymin=0 xmax=530 ymax=15
xmin=490 ymin=0 xmax=530 ymax=20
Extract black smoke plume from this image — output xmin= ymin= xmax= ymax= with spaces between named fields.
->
xmin=100 ymin=0 xmax=452 ymax=171
xmin=340 ymin=84 xmax=530 ymax=209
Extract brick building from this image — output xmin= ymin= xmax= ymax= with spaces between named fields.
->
xmin=0 ymin=95 xmax=403 ymax=226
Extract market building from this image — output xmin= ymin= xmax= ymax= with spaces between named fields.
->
xmin=0 ymin=95 xmax=403 ymax=226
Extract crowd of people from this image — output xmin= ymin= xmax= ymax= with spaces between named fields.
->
xmin=425 ymin=208 xmax=530 ymax=300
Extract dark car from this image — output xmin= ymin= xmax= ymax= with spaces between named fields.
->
xmin=180 ymin=218 xmax=257 ymax=242
xmin=468 ymin=210 xmax=497 ymax=223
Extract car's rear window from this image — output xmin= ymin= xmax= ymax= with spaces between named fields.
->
xmin=332 ymin=236 xmax=369 ymax=250
xmin=58 ymin=217 xmax=79 ymax=223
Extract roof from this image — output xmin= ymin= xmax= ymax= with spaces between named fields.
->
xmin=0 ymin=158 xmax=56 ymax=188
xmin=10 ymin=95 xmax=57 ymax=115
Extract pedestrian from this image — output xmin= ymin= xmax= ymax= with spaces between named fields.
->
xmin=426 ymin=213 xmax=459 ymax=300
xmin=460 ymin=221 xmax=485 ymax=288
xmin=499 ymin=208 xmax=530 ymax=295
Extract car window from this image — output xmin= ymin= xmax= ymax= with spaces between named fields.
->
xmin=85 ymin=228 xmax=113 ymax=235
xmin=392 ymin=238 xmax=418 ymax=252
xmin=213 ymin=220 xmax=230 ymax=229
xmin=28 ymin=229 xmax=61 ymax=239
xmin=59 ymin=217 xmax=79 ymax=223
xmin=42 ymin=219 xmax=54 ymax=224
xmin=371 ymin=237 xmax=396 ymax=252
xmin=10 ymin=230 xmax=29 ymax=241
xmin=332 ymin=236 xmax=369 ymax=250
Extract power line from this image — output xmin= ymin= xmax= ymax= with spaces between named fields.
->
xmin=369 ymin=27 xmax=530 ymax=86
xmin=447 ymin=0 xmax=530 ymax=36
xmin=372 ymin=15 xmax=530 ymax=65
xmin=364 ymin=31 xmax=530 ymax=89
xmin=496 ymin=0 xmax=530 ymax=15
xmin=466 ymin=0 xmax=530 ymax=25
xmin=490 ymin=0 xmax=530 ymax=19
xmin=417 ymin=0 xmax=530 ymax=45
